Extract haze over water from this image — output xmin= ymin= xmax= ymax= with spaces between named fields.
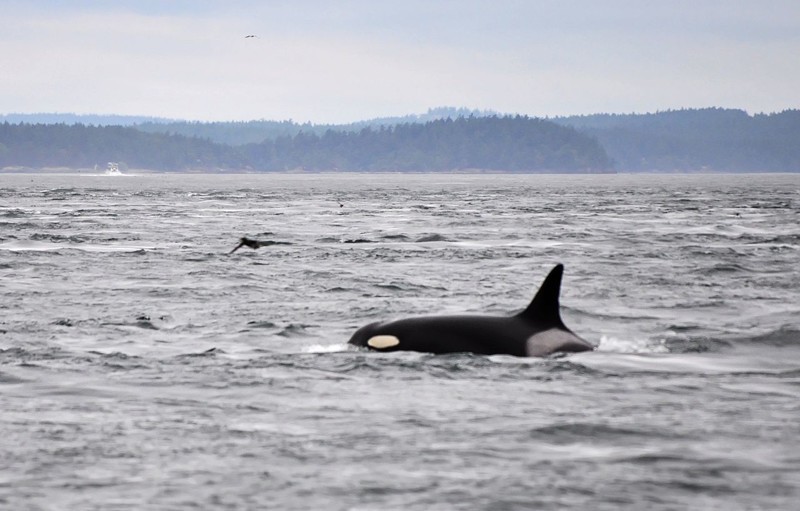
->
xmin=1 ymin=173 xmax=799 ymax=509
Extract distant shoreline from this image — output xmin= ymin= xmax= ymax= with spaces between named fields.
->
xmin=2 ymin=167 xmax=618 ymax=175
xmin=4 ymin=168 xmax=798 ymax=175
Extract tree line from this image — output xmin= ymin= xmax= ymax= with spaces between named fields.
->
xmin=0 ymin=123 xmax=240 ymax=171
xmin=4 ymin=108 xmax=798 ymax=172
xmin=132 ymin=107 xmax=496 ymax=146
xmin=241 ymin=116 xmax=611 ymax=172
xmin=0 ymin=115 xmax=612 ymax=172
xmin=553 ymin=108 xmax=800 ymax=172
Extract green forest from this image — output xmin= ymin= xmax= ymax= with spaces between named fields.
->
xmin=0 ymin=123 xmax=239 ymax=171
xmin=2 ymin=108 xmax=799 ymax=172
xmin=552 ymin=108 xmax=800 ymax=172
xmin=243 ymin=116 xmax=610 ymax=172
xmin=131 ymin=107 xmax=497 ymax=145
xmin=0 ymin=115 xmax=611 ymax=172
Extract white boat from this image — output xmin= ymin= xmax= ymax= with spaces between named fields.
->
xmin=105 ymin=162 xmax=123 ymax=175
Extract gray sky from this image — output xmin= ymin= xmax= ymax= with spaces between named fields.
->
xmin=2 ymin=0 xmax=799 ymax=123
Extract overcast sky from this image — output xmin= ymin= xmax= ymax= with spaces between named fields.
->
xmin=2 ymin=0 xmax=799 ymax=123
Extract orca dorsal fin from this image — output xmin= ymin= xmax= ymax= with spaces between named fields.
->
xmin=517 ymin=264 xmax=566 ymax=327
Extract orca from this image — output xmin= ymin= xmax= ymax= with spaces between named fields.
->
xmin=229 ymin=237 xmax=263 ymax=254
xmin=348 ymin=264 xmax=593 ymax=357
xmin=228 ymin=236 xmax=291 ymax=255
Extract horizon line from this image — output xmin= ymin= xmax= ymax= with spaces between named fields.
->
xmin=1 ymin=106 xmax=797 ymax=126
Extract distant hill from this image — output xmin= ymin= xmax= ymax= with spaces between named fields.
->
xmin=0 ymin=113 xmax=177 ymax=126
xmin=0 ymin=123 xmax=237 ymax=171
xmin=133 ymin=106 xmax=498 ymax=146
xmin=135 ymin=119 xmax=317 ymax=146
xmin=241 ymin=115 xmax=611 ymax=172
xmin=343 ymin=106 xmax=498 ymax=130
xmin=552 ymin=108 xmax=800 ymax=172
xmin=0 ymin=115 xmax=610 ymax=172
xmin=4 ymin=107 xmax=799 ymax=172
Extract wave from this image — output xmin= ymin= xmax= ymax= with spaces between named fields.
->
xmin=758 ymin=234 xmax=800 ymax=245
xmin=380 ymin=234 xmax=412 ymax=242
xmin=0 ymin=370 xmax=27 ymax=384
xmin=596 ymin=335 xmax=671 ymax=354
xmin=42 ymin=187 xmax=82 ymax=195
xmin=659 ymin=335 xmax=733 ymax=354
xmin=324 ymin=286 xmax=353 ymax=293
xmin=302 ymin=343 xmax=351 ymax=353
xmin=276 ymin=323 xmax=316 ymax=337
xmin=100 ymin=314 xmax=172 ymax=331
xmin=316 ymin=233 xmax=453 ymax=244
xmin=86 ymin=350 xmax=149 ymax=370
xmin=0 ymin=240 xmax=151 ymax=253
xmin=0 ymin=346 xmax=73 ymax=363
xmin=0 ymin=208 xmax=28 ymax=218
xmin=564 ymin=306 xmax=662 ymax=323
xmin=245 ymin=320 xmax=278 ymax=330
xmin=373 ymin=281 xmax=448 ymax=293
xmin=175 ymin=347 xmax=222 ymax=358
xmin=693 ymin=262 xmax=758 ymax=275
xmin=737 ymin=326 xmax=800 ymax=347
xmin=30 ymin=233 xmax=88 ymax=243
xmin=660 ymin=327 xmax=800 ymax=352
xmin=415 ymin=233 xmax=451 ymax=242
xmin=529 ymin=422 xmax=683 ymax=442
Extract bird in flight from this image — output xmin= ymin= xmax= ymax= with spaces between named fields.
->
xmin=245 ymin=35 xmax=257 ymax=38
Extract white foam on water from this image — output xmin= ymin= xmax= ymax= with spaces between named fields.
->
xmin=594 ymin=335 xmax=669 ymax=354
xmin=0 ymin=240 xmax=150 ymax=252
xmin=302 ymin=343 xmax=352 ymax=353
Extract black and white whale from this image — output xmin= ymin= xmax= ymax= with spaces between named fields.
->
xmin=228 ymin=236 xmax=292 ymax=255
xmin=348 ymin=264 xmax=593 ymax=357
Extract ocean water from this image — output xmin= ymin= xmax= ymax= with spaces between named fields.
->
xmin=1 ymin=172 xmax=799 ymax=510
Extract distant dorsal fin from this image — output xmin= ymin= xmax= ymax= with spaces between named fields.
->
xmin=517 ymin=264 xmax=566 ymax=327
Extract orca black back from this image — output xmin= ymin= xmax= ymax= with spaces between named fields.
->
xmin=348 ymin=264 xmax=593 ymax=358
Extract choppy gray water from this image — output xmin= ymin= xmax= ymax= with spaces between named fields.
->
xmin=1 ymin=172 xmax=799 ymax=510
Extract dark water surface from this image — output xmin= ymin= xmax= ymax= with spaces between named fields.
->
xmin=1 ymin=173 xmax=799 ymax=510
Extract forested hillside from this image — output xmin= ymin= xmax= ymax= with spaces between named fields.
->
xmin=0 ymin=123 xmax=239 ymax=171
xmin=241 ymin=116 xmax=610 ymax=172
xmin=553 ymin=108 xmax=800 ymax=171
xmin=133 ymin=107 xmax=495 ymax=146
xmin=0 ymin=115 xmax=610 ymax=172
xmin=136 ymin=119 xmax=318 ymax=146
xmin=4 ymin=108 xmax=798 ymax=172
xmin=0 ymin=113 xmax=174 ymax=126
